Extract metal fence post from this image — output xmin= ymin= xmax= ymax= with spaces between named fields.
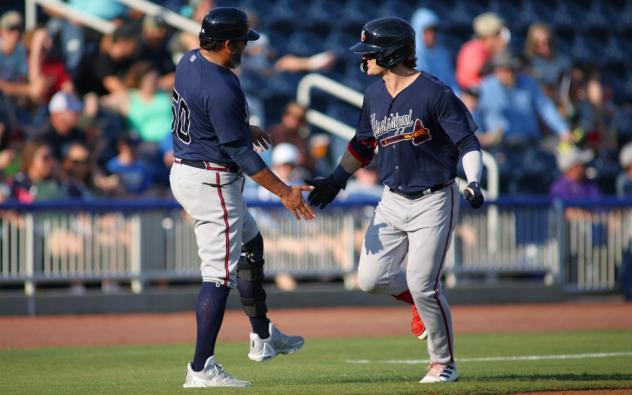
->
xmin=24 ymin=214 xmax=35 ymax=296
xmin=130 ymin=215 xmax=143 ymax=294
xmin=554 ymin=200 xmax=568 ymax=288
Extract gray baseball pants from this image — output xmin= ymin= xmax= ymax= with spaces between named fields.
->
xmin=357 ymin=183 xmax=457 ymax=364
xmin=170 ymin=163 xmax=260 ymax=287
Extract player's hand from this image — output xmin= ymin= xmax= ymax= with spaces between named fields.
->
xmin=250 ymin=126 xmax=271 ymax=151
xmin=464 ymin=181 xmax=484 ymax=209
xmin=304 ymin=177 xmax=343 ymax=209
xmin=279 ymin=185 xmax=315 ymax=221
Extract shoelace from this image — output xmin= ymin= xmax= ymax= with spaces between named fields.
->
xmin=426 ymin=362 xmax=446 ymax=377
xmin=210 ymin=363 xmax=234 ymax=381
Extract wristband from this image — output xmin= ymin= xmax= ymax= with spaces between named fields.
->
xmin=331 ymin=164 xmax=351 ymax=189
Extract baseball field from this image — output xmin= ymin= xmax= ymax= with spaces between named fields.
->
xmin=1 ymin=303 xmax=631 ymax=394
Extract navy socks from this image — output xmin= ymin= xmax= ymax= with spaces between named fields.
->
xmin=249 ymin=316 xmax=270 ymax=339
xmin=192 ymin=282 xmax=230 ymax=372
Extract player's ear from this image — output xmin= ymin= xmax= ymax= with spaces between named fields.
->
xmin=226 ymin=40 xmax=238 ymax=53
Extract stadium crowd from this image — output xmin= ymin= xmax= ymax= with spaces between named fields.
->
xmin=1 ymin=0 xmax=632 ymax=204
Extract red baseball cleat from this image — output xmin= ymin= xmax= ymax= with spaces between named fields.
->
xmin=411 ymin=305 xmax=428 ymax=340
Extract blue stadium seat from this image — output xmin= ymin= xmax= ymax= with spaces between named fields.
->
xmin=264 ymin=15 xmax=297 ymax=38
xmin=603 ymin=36 xmax=626 ymax=68
xmin=286 ymin=32 xmax=326 ymax=57
xmin=589 ymin=154 xmax=621 ymax=195
xmin=614 ymin=0 xmax=632 ymax=33
xmin=324 ymin=30 xmax=356 ymax=55
xmin=489 ymin=0 xmax=525 ymax=32
xmin=309 ymin=0 xmax=347 ymax=21
xmin=377 ymin=0 xmax=416 ymax=20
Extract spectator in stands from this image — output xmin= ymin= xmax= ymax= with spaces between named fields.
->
xmin=249 ymin=143 xmax=307 ymax=202
xmin=0 ymin=11 xmax=30 ymax=99
xmin=101 ymin=62 xmax=172 ymax=144
xmin=477 ymin=52 xmax=571 ymax=148
xmin=41 ymin=91 xmax=86 ymax=160
xmin=106 ymin=134 xmax=153 ymax=197
xmin=410 ymin=8 xmax=458 ymax=93
xmin=616 ymin=142 xmax=632 ymax=197
xmin=550 ymin=147 xmax=601 ymax=199
xmin=456 ymin=12 xmax=508 ymax=89
xmin=137 ymin=14 xmax=176 ymax=90
xmin=74 ymin=23 xmax=138 ymax=96
xmin=524 ymin=23 xmax=571 ymax=93
xmin=239 ymin=10 xmax=336 ymax=77
xmin=341 ymin=159 xmax=383 ymax=201
xmin=61 ymin=142 xmax=118 ymax=199
xmin=561 ymin=66 xmax=614 ymax=151
xmin=5 ymin=139 xmax=66 ymax=202
xmin=26 ymin=27 xmax=73 ymax=104
xmin=274 ymin=52 xmax=337 ymax=74
xmin=267 ymin=102 xmax=311 ymax=169
xmin=309 ymin=134 xmax=333 ymax=177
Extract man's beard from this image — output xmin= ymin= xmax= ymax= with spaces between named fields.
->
xmin=228 ymin=51 xmax=242 ymax=69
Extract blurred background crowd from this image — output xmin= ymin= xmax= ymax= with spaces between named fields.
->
xmin=1 ymin=0 xmax=632 ymax=205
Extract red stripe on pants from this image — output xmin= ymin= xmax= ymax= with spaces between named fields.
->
xmin=215 ymin=172 xmax=230 ymax=286
xmin=434 ymin=185 xmax=455 ymax=361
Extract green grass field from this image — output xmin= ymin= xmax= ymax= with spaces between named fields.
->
xmin=1 ymin=331 xmax=632 ymax=394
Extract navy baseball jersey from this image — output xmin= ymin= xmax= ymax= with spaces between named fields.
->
xmin=171 ymin=49 xmax=252 ymax=164
xmin=356 ymin=73 xmax=477 ymax=194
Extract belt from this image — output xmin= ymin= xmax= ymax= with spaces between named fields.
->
xmin=389 ymin=180 xmax=454 ymax=200
xmin=174 ymin=158 xmax=240 ymax=173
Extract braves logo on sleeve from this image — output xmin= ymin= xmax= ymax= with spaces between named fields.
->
xmin=371 ymin=110 xmax=432 ymax=147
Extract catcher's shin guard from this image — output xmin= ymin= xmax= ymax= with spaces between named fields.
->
xmin=237 ymin=233 xmax=268 ymax=317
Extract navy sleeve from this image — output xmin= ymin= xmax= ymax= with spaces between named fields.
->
xmin=222 ymin=140 xmax=267 ymax=176
xmin=434 ymin=87 xmax=478 ymax=145
xmin=455 ymin=133 xmax=481 ymax=157
xmin=206 ymin=79 xmax=252 ymax=145
xmin=355 ymin=97 xmax=374 ymax=141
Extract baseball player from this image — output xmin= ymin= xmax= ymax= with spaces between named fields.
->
xmin=169 ymin=8 xmax=314 ymax=388
xmin=306 ymin=17 xmax=485 ymax=383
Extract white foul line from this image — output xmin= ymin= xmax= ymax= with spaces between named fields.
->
xmin=346 ymin=351 xmax=632 ymax=365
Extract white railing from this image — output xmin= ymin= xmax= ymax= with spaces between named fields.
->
xmin=25 ymin=0 xmax=115 ymax=34
xmin=2 ymin=201 xmax=630 ymax=294
xmin=25 ymin=0 xmax=198 ymax=36
xmin=116 ymin=0 xmax=198 ymax=34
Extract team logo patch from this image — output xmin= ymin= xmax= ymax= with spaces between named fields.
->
xmin=379 ymin=119 xmax=432 ymax=147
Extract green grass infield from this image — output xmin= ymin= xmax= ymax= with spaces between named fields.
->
xmin=1 ymin=331 xmax=631 ymax=394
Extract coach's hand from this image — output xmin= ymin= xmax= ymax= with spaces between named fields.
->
xmin=464 ymin=181 xmax=484 ymax=209
xmin=279 ymin=185 xmax=315 ymax=221
xmin=304 ymin=177 xmax=343 ymax=209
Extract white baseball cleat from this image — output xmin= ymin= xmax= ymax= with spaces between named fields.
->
xmin=419 ymin=361 xmax=459 ymax=383
xmin=248 ymin=323 xmax=304 ymax=362
xmin=183 ymin=356 xmax=251 ymax=388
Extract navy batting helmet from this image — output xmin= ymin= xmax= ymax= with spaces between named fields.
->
xmin=199 ymin=7 xmax=259 ymax=45
xmin=350 ymin=17 xmax=415 ymax=70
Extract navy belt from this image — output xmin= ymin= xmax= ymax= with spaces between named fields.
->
xmin=389 ymin=180 xmax=454 ymax=200
xmin=174 ymin=158 xmax=240 ymax=173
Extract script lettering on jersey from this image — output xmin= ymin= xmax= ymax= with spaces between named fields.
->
xmin=371 ymin=110 xmax=414 ymax=138
xmin=371 ymin=110 xmax=432 ymax=147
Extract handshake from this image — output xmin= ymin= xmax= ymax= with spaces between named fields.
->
xmin=304 ymin=176 xmax=485 ymax=209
